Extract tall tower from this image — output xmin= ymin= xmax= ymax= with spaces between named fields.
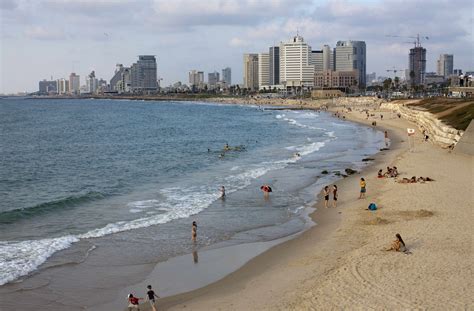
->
xmin=409 ymin=46 xmax=427 ymax=85
xmin=335 ymin=40 xmax=366 ymax=87
xmin=243 ymin=54 xmax=259 ymax=90
xmin=269 ymin=46 xmax=280 ymax=85
xmin=437 ymin=54 xmax=453 ymax=78
xmin=258 ymin=53 xmax=270 ymax=88
xmin=279 ymin=35 xmax=314 ymax=88
xmin=222 ymin=67 xmax=232 ymax=85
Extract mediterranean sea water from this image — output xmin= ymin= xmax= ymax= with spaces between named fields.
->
xmin=0 ymin=98 xmax=383 ymax=297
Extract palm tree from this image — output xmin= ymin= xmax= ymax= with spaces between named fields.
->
xmin=394 ymin=76 xmax=400 ymax=90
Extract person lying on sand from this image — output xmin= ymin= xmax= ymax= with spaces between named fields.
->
xmin=417 ymin=177 xmax=435 ymax=183
xmin=385 ymin=233 xmax=411 ymax=254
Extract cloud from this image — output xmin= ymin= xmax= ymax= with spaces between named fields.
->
xmin=0 ymin=0 xmax=18 ymax=10
xmin=24 ymin=26 xmax=67 ymax=40
xmin=151 ymin=0 xmax=311 ymax=29
xmin=229 ymin=37 xmax=250 ymax=47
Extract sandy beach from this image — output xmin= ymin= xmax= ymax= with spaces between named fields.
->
xmin=126 ymin=101 xmax=473 ymax=310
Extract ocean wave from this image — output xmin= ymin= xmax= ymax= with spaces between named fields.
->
xmin=0 ymin=192 xmax=106 ymax=224
xmin=0 ymin=136 xmax=331 ymax=286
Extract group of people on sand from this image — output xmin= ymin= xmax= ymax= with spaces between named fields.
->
xmin=378 ymin=166 xmax=399 ymax=178
xmin=322 ymin=185 xmax=338 ymax=208
xmin=127 ymin=285 xmax=160 ymax=311
xmin=397 ymin=176 xmax=435 ymax=184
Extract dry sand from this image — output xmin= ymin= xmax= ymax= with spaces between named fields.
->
xmin=129 ymin=103 xmax=473 ymax=310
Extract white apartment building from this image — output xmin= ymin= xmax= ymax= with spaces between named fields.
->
xmin=258 ymin=53 xmax=270 ymax=88
xmin=279 ymin=35 xmax=314 ymax=88
xmin=69 ymin=73 xmax=80 ymax=94
xmin=188 ymin=70 xmax=204 ymax=86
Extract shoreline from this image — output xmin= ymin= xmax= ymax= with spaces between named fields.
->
xmin=110 ymin=105 xmax=400 ymax=311
xmin=145 ymin=103 xmax=472 ymax=310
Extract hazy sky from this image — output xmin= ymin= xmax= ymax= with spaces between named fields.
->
xmin=1 ymin=0 xmax=473 ymax=93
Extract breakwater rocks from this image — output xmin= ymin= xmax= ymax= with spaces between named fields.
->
xmin=381 ymin=102 xmax=463 ymax=147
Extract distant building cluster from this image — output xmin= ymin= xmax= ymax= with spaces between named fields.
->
xmin=38 ymin=55 xmax=158 ymax=95
xmin=244 ymin=35 xmax=366 ymax=93
xmin=180 ymin=67 xmax=232 ymax=92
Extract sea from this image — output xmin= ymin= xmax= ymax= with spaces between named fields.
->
xmin=0 ymin=98 xmax=384 ymax=308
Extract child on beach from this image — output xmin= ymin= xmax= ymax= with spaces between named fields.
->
xmin=192 ymin=221 xmax=197 ymax=242
xmin=323 ymin=186 xmax=330 ymax=208
xmin=359 ymin=178 xmax=366 ymax=199
xmin=332 ymin=185 xmax=338 ymax=208
xmin=127 ymin=293 xmax=142 ymax=311
xmin=146 ymin=285 xmax=160 ymax=311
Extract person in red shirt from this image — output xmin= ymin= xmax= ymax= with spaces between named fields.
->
xmin=127 ymin=293 xmax=142 ymax=311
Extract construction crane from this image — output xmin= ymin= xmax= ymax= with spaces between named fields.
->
xmin=386 ymin=67 xmax=404 ymax=78
xmin=386 ymin=34 xmax=430 ymax=48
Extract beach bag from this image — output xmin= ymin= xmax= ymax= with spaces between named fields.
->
xmin=368 ymin=203 xmax=377 ymax=211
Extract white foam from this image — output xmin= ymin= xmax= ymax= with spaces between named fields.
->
xmin=0 ymin=129 xmax=332 ymax=286
xmin=0 ymin=235 xmax=79 ymax=286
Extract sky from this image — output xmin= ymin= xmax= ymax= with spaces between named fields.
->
xmin=0 ymin=0 xmax=473 ymax=94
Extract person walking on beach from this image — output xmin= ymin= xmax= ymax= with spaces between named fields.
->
xmin=332 ymin=185 xmax=338 ymax=208
xmin=384 ymin=131 xmax=389 ymax=147
xmin=146 ymin=285 xmax=160 ymax=311
xmin=192 ymin=221 xmax=197 ymax=242
xmin=359 ymin=178 xmax=366 ymax=199
xmin=127 ymin=293 xmax=142 ymax=311
xmin=323 ymin=186 xmax=330 ymax=208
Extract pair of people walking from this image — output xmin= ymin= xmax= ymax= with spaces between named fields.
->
xmin=127 ymin=285 xmax=160 ymax=311
xmin=323 ymin=185 xmax=338 ymax=208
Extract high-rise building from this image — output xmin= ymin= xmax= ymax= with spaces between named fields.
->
xmin=38 ymin=80 xmax=57 ymax=94
xmin=408 ymin=46 xmax=427 ymax=85
xmin=311 ymin=50 xmax=323 ymax=71
xmin=258 ymin=53 xmax=270 ymax=87
xmin=335 ymin=40 xmax=366 ymax=87
xmin=208 ymin=71 xmax=220 ymax=86
xmin=189 ymin=70 xmax=204 ymax=86
xmin=453 ymin=69 xmax=463 ymax=76
xmin=69 ymin=73 xmax=80 ymax=94
xmin=57 ymin=78 xmax=69 ymax=94
xmin=279 ymin=35 xmax=314 ymax=88
xmin=436 ymin=54 xmax=453 ymax=78
xmin=322 ymin=45 xmax=334 ymax=71
xmin=110 ymin=64 xmax=131 ymax=93
xmin=269 ymin=46 xmax=280 ymax=85
xmin=243 ymin=53 xmax=259 ymax=90
xmin=130 ymin=55 xmax=158 ymax=92
xmin=86 ymin=71 xmax=99 ymax=93
xmin=222 ymin=67 xmax=232 ymax=85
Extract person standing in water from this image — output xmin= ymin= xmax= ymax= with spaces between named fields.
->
xmin=384 ymin=131 xmax=389 ymax=147
xmin=220 ymin=186 xmax=226 ymax=199
xmin=323 ymin=186 xmax=330 ymax=208
xmin=192 ymin=221 xmax=197 ymax=242
xmin=359 ymin=178 xmax=366 ymax=199
xmin=332 ymin=185 xmax=338 ymax=208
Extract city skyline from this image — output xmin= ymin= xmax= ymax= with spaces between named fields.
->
xmin=1 ymin=0 xmax=473 ymax=94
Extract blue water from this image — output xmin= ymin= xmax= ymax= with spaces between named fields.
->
xmin=0 ymin=98 xmax=384 ymax=287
